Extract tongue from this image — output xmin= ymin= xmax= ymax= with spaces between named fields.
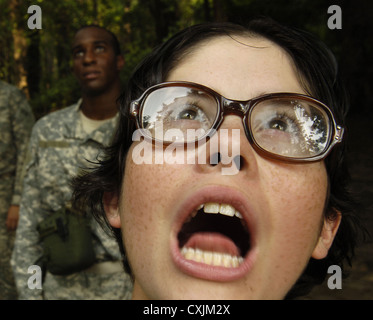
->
xmin=182 ymin=232 xmax=240 ymax=256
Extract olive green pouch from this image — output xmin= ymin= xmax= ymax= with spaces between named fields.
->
xmin=37 ymin=206 xmax=95 ymax=275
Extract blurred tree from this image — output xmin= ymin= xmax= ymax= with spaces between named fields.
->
xmin=1 ymin=0 xmax=371 ymax=119
xmin=0 ymin=0 xmax=26 ymax=86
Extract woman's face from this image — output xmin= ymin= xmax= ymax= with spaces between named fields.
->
xmin=107 ymin=36 xmax=340 ymax=299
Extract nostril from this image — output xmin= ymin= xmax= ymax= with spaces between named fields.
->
xmin=233 ymin=155 xmax=244 ymax=171
xmin=210 ymin=152 xmax=221 ymax=166
xmin=209 ymin=153 xmax=244 ymax=171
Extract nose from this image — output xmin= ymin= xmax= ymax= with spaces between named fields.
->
xmin=210 ymin=152 xmax=244 ymax=174
xmin=83 ymin=48 xmax=96 ymax=65
xmin=196 ymin=115 xmax=258 ymax=176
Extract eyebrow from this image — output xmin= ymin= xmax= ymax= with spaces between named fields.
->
xmin=72 ymin=40 xmax=109 ymax=53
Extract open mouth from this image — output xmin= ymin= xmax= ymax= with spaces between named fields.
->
xmin=177 ymin=203 xmax=251 ymax=268
xmin=171 ymin=186 xmax=257 ymax=282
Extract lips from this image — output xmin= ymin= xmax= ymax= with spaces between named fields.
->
xmin=171 ymin=186 xmax=257 ymax=282
xmin=83 ymin=70 xmax=101 ymax=80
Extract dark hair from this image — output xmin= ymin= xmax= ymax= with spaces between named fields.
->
xmin=72 ymin=18 xmax=365 ymax=299
xmin=74 ymin=24 xmax=122 ymax=55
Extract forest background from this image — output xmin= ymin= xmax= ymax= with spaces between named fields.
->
xmin=1 ymin=0 xmax=372 ymax=299
xmin=1 ymin=0 xmax=372 ymax=120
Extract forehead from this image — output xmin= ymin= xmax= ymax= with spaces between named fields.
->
xmin=72 ymin=27 xmax=113 ymax=48
xmin=167 ymin=35 xmax=304 ymax=99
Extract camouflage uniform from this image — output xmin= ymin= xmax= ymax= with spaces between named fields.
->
xmin=0 ymin=80 xmax=35 ymax=300
xmin=11 ymin=101 xmax=133 ymax=299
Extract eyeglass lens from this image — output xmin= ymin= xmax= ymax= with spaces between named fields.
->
xmin=139 ymin=85 xmax=332 ymax=159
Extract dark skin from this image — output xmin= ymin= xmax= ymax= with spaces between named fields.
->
xmin=6 ymin=28 xmax=124 ymax=231
xmin=72 ymin=27 xmax=124 ymax=120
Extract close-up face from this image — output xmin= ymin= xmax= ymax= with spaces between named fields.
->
xmin=106 ymin=35 xmax=341 ymax=299
xmin=71 ymin=27 xmax=123 ymax=95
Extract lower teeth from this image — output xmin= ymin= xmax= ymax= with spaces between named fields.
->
xmin=181 ymin=247 xmax=243 ymax=268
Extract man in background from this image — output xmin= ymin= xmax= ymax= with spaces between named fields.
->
xmin=12 ymin=25 xmax=132 ymax=299
xmin=0 ymin=80 xmax=34 ymax=299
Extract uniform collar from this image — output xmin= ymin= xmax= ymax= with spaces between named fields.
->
xmin=65 ymin=99 xmax=119 ymax=146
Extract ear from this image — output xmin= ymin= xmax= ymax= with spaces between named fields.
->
xmin=103 ymin=192 xmax=121 ymax=228
xmin=116 ymin=55 xmax=125 ymax=71
xmin=312 ymin=211 xmax=342 ymax=259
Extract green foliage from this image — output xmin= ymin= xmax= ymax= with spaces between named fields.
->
xmin=0 ymin=0 xmax=16 ymax=83
xmin=29 ymin=74 xmax=81 ymax=120
xmin=1 ymin=0 xmax=372 ymax=119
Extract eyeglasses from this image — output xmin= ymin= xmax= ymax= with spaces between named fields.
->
xmin=130 ymin=81 xmax=344 ymax=162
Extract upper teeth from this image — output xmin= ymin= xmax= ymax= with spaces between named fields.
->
xmin=197 ymin=203 xmax=242 ymax=219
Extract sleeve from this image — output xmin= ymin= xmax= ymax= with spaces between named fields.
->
xmin=9 ymin=88 xmax=35 ymax=205
xmin=11 ymin=125 xmax=44 ymax=300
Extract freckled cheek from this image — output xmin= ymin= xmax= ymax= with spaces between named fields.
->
xmin=119 ymin=150 xmax=182 ymax=255
xmin=264 ymin=163 xmax=328 ymax=251
xmin=121 ymin=163 xmax=158 ymax=233
xmin=255 ymin=163 xmax=329 ymax=294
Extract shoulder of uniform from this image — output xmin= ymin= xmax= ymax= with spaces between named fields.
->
xmin=0 ymin=80 xmax=24 ymax=97
xmin=34 ymin=103 xmax=78 ymax=128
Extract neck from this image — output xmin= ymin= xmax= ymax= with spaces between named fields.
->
xmin=80 ymin=80 xmax=121 ymax=120
xmin=131 ymin=281 xmax=149 ymax=300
